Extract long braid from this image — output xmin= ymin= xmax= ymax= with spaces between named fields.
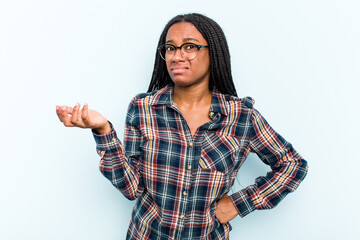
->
xmin=148 ymin=13 xmax=238 ymax=97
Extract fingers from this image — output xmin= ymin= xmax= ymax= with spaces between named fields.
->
xmin=56 ymin=105 xmax=72 ymax=119
xmin=71 ymin=103 xmax=87 ymax=128
xmin=56 ymin=104 xmax=85 ymax=127
xmin=56 ymin=103 xmax=94 ymax=129
xmin=63 ymin=105 xmax=74 ymax=114
xmin=70 ymin=103 xmax=80 ymax=126
xmin=56 ymin=105 xmax=74 ymax=127
xmin=81 ymin=103 xmax=91 ymax=126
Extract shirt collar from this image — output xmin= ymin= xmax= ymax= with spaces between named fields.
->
xmin=150 ymin=84 xmax=228 ymax=116
xmin=209 ymin=87 xmax=228 ymax=116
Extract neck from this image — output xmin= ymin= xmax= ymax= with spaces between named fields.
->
xmin=172 ymin=82 xmax=212 ymax=108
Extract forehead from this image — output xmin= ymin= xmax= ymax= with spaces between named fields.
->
xmin=165 ymin=22 xmax=206 ymax=43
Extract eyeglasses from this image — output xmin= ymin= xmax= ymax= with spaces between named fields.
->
xmin=158 ymin=43 xmax=209 ymax=61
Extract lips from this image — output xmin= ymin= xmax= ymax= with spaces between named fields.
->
xmin=171 ymin=66 xmax=189 ymax=74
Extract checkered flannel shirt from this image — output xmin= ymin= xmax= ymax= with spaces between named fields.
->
xmin=93 ymin=84 xmax=308 ymax=240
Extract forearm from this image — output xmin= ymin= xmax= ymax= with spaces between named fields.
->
xmin=230 ymin=108 xmax=309 ymax=217
xmin=230 ymin=150 xmax=308 ymax=218
xmin=93 ymin=126 xmax=143 ymax=200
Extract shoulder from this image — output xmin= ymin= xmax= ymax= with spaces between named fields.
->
xmin=125 ymin=91 xmax=156 ymax=121
xmin=222 ymin=94 xmax=255 ymax=112
xmin=130 ymin=92 xmax=153 ymax=105
xmin=128 ymin=86 xmax=170 ymax=108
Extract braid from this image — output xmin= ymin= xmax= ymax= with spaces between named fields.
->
xmin=148 ymin=13 xmax=237 ymax=97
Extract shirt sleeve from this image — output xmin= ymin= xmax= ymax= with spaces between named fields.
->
xmin=92 ymin=96 xmax=144 ymax=200
xmin=230 ymin=107 xmax=309 ymax=218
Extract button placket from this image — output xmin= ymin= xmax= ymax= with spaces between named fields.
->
xmin=180 ymin=136 xmax=195 ymax=226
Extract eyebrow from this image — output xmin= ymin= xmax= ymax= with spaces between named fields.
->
xmin=166 ymin=38 xmax=200 ymax=44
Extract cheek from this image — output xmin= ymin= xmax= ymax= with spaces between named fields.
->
xmin=195 ymin=56 xmax=210 ymax=74
xmin=166 ymin=60 xmax=171 ymax=74
xmin=198 ymin=52 xmax=210 ymax=70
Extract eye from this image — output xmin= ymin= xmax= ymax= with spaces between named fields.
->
xmin=185 ymin=44 xmax=196 ymax=50
xmin=183 ymin=43 xmax=197 ymax=52
xmin=165 ymin=45 xmax=176 ymax=52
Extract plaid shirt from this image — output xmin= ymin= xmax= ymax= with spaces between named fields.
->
xmin=93 ymin=84 xmax=308 ymax=240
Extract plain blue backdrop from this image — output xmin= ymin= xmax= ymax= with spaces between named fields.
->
xmin=1 ymin=0 xmax=359 ymax=239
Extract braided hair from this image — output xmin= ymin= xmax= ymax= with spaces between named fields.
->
xmin=147 ymin=13 xmax=238 ymax=97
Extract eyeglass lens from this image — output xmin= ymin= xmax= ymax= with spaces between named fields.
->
xmin=159 ymin=43 xmax=199 ymax=60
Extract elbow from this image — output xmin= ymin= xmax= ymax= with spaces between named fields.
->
xmin=117 ymin=185 xmax=142 ymax=201
xmin=112 ymin=180 xmax=139 ymax=201
xmin=121 ymin=191 xmax=138 ymax=201
xmin=285 ymin=158 xmax=309 ymax=192
xmin=297 ymin=158 xmax=309 ymax=183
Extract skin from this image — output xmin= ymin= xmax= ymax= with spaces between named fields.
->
xmin=56 ymin=103 xmax=111 ymax=134
xmin=166 ymin=22 xmax=212 ymax=137
xmin=56 ymin=22 xmax=238 ymax=224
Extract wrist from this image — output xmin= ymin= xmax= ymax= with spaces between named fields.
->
xmin=93 ymin=122 xmax=111 ymax=135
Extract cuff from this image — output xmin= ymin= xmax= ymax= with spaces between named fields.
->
xmin=92 ymin=122 xmax=121 ymax=151
xmin=229 ymin=188 xmax=256 ymax=218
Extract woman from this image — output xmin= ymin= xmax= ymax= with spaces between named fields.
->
xmin=56 ymin=13 xmax=308 ymax=240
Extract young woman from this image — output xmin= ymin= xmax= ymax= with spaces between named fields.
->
xmin=56 ymin=13 xmax=308 ymax=240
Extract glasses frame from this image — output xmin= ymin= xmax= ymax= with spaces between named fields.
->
xmin=157 ymin=42 xmax=209 ymax=61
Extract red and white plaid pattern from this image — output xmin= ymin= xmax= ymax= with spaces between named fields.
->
xmin=93 ymin=84 xmax=308 ymax=239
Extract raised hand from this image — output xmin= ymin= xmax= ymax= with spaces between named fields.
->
xmin=56 ymin=103 xmax=111 ymax=134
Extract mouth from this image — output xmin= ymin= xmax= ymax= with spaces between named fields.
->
xmin=171 ymin=66 xmax=189 ymax=74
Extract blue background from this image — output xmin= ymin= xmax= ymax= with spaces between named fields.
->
xmin=1 ymin=0 xmax=359 ymax=239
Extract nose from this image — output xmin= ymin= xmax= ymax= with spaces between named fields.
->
xmin=172 ymin=48 xmax=185 ymax=62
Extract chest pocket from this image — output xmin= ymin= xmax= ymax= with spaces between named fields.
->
xmin=199 ymin=132 xmax=241 ymax=175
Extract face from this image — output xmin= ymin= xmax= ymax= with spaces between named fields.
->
xmin=165 ymin=22 xmax=210 ymax=88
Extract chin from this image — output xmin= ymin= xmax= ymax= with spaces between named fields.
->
xmin=170 ymin=74 xmax=210 ymax=89
xmin=171 ymin=78 xmax=194 ymax=88
xmin=171 ymin=75 xmax=189 ymax=85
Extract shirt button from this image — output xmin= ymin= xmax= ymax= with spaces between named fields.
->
xmin=180 ymin=214 xmax=185 ymax=219
xmin=111 ymin=137 xmax=117 ymax=142
xmin=187 ymin=165 xmax=192 ymax=170
xmin=188 ymin=142 xmax=193 ymax=147
xmin=209 ymin=111 xmax=214 ymax=117
xmin=183 ymin=191 xmax=187 ymax=196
